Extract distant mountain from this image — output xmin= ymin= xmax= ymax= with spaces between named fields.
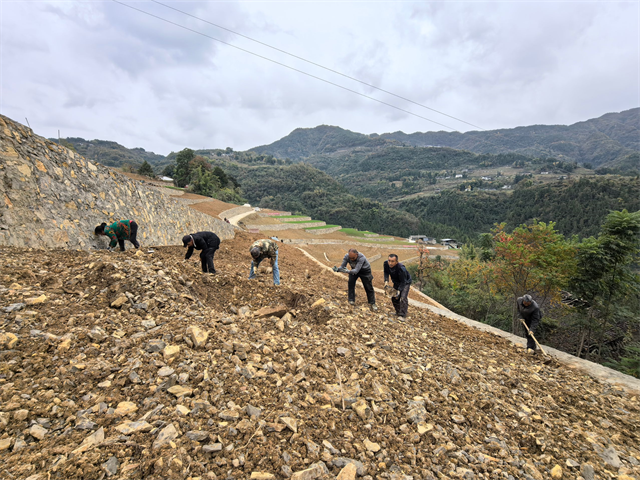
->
xmin=250 ymin=125 xmax=396 ymax=160
xmin=251 ymin=109 xmax=640 ymax=170
xmin=54 ymin=137 xmax=171 ymax=172
xmin=381 ymin=108 xmax=639 ymax=169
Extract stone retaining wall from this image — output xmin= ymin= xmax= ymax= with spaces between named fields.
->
xmin=277 ymin=216 xmax=312 ymax=222
xmin=258 ymin=211 xmax=291 ymax=217
xmin=243 ymin=221 xmax=325 ymax=231
xmin=0 ymin=115 xmax=236 ymax=250
xmin=283 ymin=238 xmax=416 ymax=249
xmin=305 ymin=226 xmax=342 ymax=235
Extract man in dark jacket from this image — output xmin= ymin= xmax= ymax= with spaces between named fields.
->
xmin=517 ymin=294 xmax=543 ymax=354
xmin=383 ymin=254 xmax=412 ymax=321
xmin=182 ymin=232 xmax=220 ymax=273
xmin=95 ymin=220 xmax=140 ymax=251
xmin=334 ymin=249 xmax=377 ymax=311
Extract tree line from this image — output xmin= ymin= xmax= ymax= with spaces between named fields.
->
xmin=409 ymin=210 xmax=640 ymax=377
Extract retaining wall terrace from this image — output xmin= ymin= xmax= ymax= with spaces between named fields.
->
xmin=305 ymin=226 xmax=342 ymax=235
xmin=277 ymin=216 xmax=312 ymax=222
xmin=0 ymin=115 xmax=236 ymax=250
xmin=243 ymin=222 xmax=325 ymax=231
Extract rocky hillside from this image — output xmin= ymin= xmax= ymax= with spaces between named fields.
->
xmin=0 ymin=232 xmax=639 ymax=480
xmin=0 ymin=115 xmax=235 ymax=250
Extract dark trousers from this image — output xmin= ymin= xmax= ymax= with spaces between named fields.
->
xmin=129 ymin=220 xmax=140 ymax=248
xmin=348 ymin=272 xmax=376 ymax=305
xmin=118 ymin=220 xmax=140 ymax=251
xmin=391 ymin=284 xmax=411 ymax=316
xmin=525 ymin=318 xmax=540 ymax=350
xmin=200 ymin=248 xmax=216 ymax=273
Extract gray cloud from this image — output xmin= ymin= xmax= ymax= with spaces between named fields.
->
xmin=2 ymin=1 xmax=637 ymax=154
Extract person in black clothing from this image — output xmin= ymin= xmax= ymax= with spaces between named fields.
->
xmin=333 ymin=249 xmax=377 ymax=311
xmin=182 ymin=232 xmax=220 ymax=273
xmin=383 ymin=254 xmax=412 ymax=321
xmin=517 ymin=294 xmax=543 ymax=354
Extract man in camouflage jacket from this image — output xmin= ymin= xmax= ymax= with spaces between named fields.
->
xmin=249 ymin=239 xmax=280 ymax=285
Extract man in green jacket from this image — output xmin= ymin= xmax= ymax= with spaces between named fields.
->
xmin=95 ymin=220 xmax=140 ymax=251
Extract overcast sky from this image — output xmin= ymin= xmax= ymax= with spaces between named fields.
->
xmin=2 ymin=1 xmax=638 ymax=155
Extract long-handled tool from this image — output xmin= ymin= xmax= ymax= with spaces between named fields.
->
xmin=520 ymin=319 xmax=549 ymax=357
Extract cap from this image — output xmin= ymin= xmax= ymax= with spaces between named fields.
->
xmin=182 ymin=235 xmax=193 ymax=247
xmin=523 ymin=294 xmax=533 ymax=303
xmin=250 ymin=247 xmax=261 ymax=259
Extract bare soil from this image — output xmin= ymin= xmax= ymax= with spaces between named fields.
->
xmin=0 ymin=232 xmax=638 ymax=480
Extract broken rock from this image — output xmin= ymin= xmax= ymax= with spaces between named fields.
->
xmin=255 ymin=305 xmax=288 ymax=318
xmin=153 ymin=423 xmax=178 ymax=449
xmin=186 ymin=325 xmax=208 ymax=348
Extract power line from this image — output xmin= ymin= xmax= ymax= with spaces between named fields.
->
xmin=150 ymin=0 xmax=484 ymax=131
xmin=111 ymin=0 xmax=458 ymax=131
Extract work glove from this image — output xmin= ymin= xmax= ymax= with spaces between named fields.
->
xmin=107 ymin=246 xmax=114 ymax=252
xmin=337 ymin=267 xmax=348 ymax=273
xmin=332 ymin=266 xmax=338 ymax=272
xmin=393 ymin=289 xmax=401 ymax=298
xmin=384 ymin=281 xmax=389 ymax=288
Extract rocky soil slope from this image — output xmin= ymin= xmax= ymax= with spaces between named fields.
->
xmin=0 ymin=233 xmax=638 ymax=480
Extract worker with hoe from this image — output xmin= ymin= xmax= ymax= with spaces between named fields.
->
xmin=334 ymin=248 xmax=377 ymax=311
xmin=383 ymin=254 xmax=412 ymax=321
xmin=182 ymin=231 xmax=220 ymax=274
xmin=517 ymin=294 xmax=543 ymax=354
xmin=95 ymin=219 xmax=140 ymax=251
xmin=249 ymin=238 xmax=280 ymax=285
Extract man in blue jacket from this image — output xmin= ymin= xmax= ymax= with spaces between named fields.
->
xmin=383 ymin=254 xmax=412 ymax=321
xmin=334 ymin=249 xmax=377 ymax=311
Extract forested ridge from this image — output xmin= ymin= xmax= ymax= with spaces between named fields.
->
xmin=251 ymin=108 xmax=639 ymax=170
xmin=398 ymin=177 xmax=640 ymax=239
xmin=53 ymin=137 xmax=172 ymax=171
xmin=249 ymin=124 xmax=395 ymax=160
xmin=206 ymin=160 xmax=467 ymax=240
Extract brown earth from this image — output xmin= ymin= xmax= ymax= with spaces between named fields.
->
xmin=240 ymin=214 xmax=284 ymax=226
xmin=189 ymin=199 xmax=244 ymax=219
xmin=0 ymin=232 xmax=639 ymax=480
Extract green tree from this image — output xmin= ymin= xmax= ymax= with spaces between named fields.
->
xmin=189 ymin=165 xmax=219 ymax=197
xmin=138 ymin=160 xmax=155 ymax=178
xmin=478 ymin=233 xmax=495 ymax=262
xmin=491 ymin=221 xmax=577 ymax=334
xmin=569 ymin=210 xmax=640 ymax=360
xmin=212 ymin=166 xmax=229 ymax=188
xmin=174 ymin=148 xmax=195 ymax=187
xmin=162 ymin=164 xmax=175 ymax=178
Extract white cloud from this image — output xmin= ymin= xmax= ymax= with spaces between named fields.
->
xmin=1 ymin=1 xmax=637 ymax=154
